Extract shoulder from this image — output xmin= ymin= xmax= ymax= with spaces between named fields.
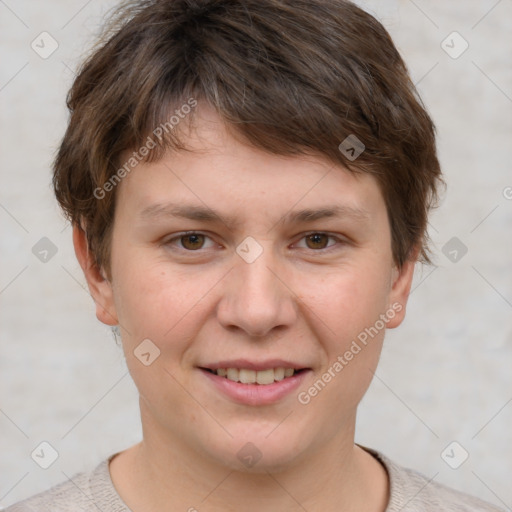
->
xmin=3 ymin=469 xmax=95 ymax=512
xmin=3 ymin=454 xmax=129 ymax=512
xmin=365 ymin=448 xmax=506 ymax=512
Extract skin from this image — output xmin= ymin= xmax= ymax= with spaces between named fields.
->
xmin=74 ymin=104 xmax=417 ymax=512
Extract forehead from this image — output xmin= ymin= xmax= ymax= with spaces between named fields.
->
xmin=115 ymin=104 xmax=387 ymax=228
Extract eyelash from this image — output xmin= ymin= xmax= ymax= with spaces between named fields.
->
xmin=163 ymin=231 xmax=346 ymax=254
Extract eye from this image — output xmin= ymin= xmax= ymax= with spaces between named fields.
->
xmin=165 ymin=232 xmax=216 ymax=251
xmin=163 ymin=231 xmax=345 ymax=254
xmin=295 ymin=232 xmax=342 ymax=251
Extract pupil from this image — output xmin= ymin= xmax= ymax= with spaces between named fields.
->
xmin=183 ymin=234 xmax=203 ymax=250
xmin=308 ymin=233 xmax=327 ymax=249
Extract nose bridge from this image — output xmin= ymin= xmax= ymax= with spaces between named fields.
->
xmin=217 ymin=239 xmax=296 ymax=337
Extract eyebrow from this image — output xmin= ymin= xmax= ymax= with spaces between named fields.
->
xmin=138 ymin=202 xmax=370 ymax=229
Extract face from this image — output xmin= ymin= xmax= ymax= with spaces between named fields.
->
xmin=76 ymin=104 xmax=415 ymax=472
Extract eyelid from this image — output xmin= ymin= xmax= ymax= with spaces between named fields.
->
xmin=163 ymin=231 xmax=218 ymax=251
xmin=292 ymin=231 xmax=347 ymax=252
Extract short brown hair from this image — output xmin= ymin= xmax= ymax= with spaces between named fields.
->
xmin=53 ymin=0 xmax=442 ymax=277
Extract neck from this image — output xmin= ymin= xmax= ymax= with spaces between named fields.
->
xmin=109 ymin=407 xmax=389 ymax=512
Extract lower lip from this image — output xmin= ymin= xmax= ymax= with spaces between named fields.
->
xmin=200 ymin=368 xmax=311 ymax=406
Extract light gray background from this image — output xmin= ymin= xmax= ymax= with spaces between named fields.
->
xmin=1 ymin=0 xmax=511 ymax=509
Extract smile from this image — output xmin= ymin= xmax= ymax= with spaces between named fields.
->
xmin=199 ymin=363 xmax=311 ymax=405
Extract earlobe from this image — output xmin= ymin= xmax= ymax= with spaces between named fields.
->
xmin=386 ymin=255 xmax=418 ymax=329
xmin=72 ymin=224 xmax=119 ymax=326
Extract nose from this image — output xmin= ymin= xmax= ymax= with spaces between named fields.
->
xmin=216 ymin=243 xmax=297 ymax=339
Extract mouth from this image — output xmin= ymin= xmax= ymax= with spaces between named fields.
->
xmin=201 ymin=367 xmax=307 ymax=385
xmin=199 ymin=362 xmax=311 ymax=405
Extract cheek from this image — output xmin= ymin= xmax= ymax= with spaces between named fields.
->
xmin=309 ymin=263 xmax=392 ymax=339
xmin=111 ymin=254 xmax=221 ymax=356
xmin=300 ymin=263 xmax=392 ymax=398
xmin=110 ymin=259 xmax=212 ymax=419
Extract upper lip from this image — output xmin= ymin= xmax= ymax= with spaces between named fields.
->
xmin=200 ymin=359 xmax=310 ymax=371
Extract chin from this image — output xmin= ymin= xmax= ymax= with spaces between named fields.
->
xmin=202 ymin=427 xmax=310 ymax=474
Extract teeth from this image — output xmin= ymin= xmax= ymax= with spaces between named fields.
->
xmin=239 ymin=369 xmax=256 ymax=384
xmin=273 ymin=367 xmax=285 ymax=381
xmin=227 ymin=368 xmax=239 ymax=381
xmin=256 ymin=369 xmax=274 ymax=385
xmin=212 ymin=367 xmax=298 ymax=384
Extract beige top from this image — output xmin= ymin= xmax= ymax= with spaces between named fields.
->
xmin=4 ymin=448 xmax=505 ymax=511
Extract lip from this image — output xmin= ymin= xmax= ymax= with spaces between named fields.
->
xmin=199 ymin=367 xmax=311 ymax=406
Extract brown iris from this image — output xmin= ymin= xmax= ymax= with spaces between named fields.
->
xmin=180 ymin=233 xmax=206 ymax=250
xmin=305 ymin=233 xmax=330 ymax=250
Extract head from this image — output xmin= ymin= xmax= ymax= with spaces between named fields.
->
xmin=56 ymin=0 xmax=442 ymax=471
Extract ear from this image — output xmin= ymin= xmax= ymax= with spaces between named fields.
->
xmin=72 ymin=223 xmax=119 ymax=326
xmin=385 ymin=247 xmax=419 ymax=329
